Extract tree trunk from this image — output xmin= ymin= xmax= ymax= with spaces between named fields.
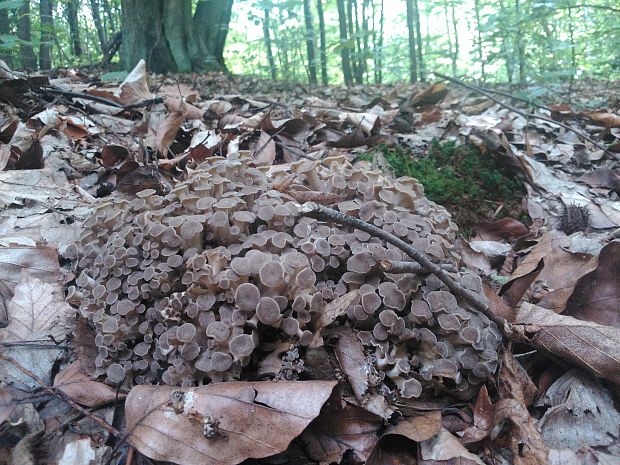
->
xmin=442 ymin=0 xmax=454 ymax=76
xmin=450 ymin=1 xmax=459 ymax=77
xmin=17 ymin=1 xmax=37 ymax=68
xmin=39 ymin=0 xmax=54 ymax=70
xmin=413 ymin=0 xmax=425 ymax=80
xmin=316 ymin=0 xmax=328 ymax=84
xmin=121 ymin=0 xmax=231 ymax=73
xmin=194 ymin=0 xmax=233 ymax=71
xmin=90 ymin=0 xmax=108 ymax=59
xmin=474 ymin=0 xmax=485 ymax=81
xmin=406 ymin=0 xmax=417 ymax=83
xmin=337 ymin=0 xmax=353 ymax=85
xmin=374 ymin=0 xmax=384 ymax=84
xmin=66 ymin=0 xmax=83 ymax=56
xmin=361 ymin=0 xmax=369 ymax=83
xmin=0 ymin=5 xmax=11 ymax=67
xmin=262 ymin=7 xmax=276 ymax=80
xmin=352 ymin=0 xmax=364 ymax=83
xmin=303 ymin=0 xmax=317 ymax=85
xmin=101 ymin=0 xmax=116 ymax=31
xmin=515 ymin=0 xmax=525 ymax=84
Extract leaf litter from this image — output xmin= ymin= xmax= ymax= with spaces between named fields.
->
xmin=1 ymin=60 xmax=620 ymax=464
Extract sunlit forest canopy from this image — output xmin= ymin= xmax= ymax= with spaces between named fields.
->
xmin=1 ymin=0 xmax=619 ymax=84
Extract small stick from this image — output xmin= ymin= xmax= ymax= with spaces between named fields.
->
xmin=43 ymin=87 xmax=164 ymax=110
xmin=299 ymin=202 xmax=505 ymax=327
xmin=433 ymin=72 xmax=611 ymax=157
xmin=0 ymin=353 xmax=120 ymax=436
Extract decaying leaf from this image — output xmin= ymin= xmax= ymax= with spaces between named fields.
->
xmin=0 ymin=274 xmax=75 ymax=388
xmin=537 ymin=370 xmax=620 ymax=451
xmin=301 ymin=403 xmax=382 ymax=464
xmin=565 ymin=241 xmax=620 ymax=327
xmin=461 ymin=385 xmax=495 ymax=444
xmin=125 ymin=381 xmax=336 ymax=465
xmin=0 ymin=245 xmax=60 ymax=299
xmin=420 ymin=428 xmax=485 ymax=464
xmin=509 ymin=302 xmax=620 ymax=385
xmin=54 ymin=361 xmax=125 ymax=407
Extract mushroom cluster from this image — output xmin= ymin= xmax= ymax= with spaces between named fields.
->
xmin=67 ymin=155 xmax=500 ymax=397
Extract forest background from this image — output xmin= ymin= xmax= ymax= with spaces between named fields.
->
xmin=1 ymin=0 xmax=620 ymax=88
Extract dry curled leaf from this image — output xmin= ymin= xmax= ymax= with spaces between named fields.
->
xmin=125 ymin=381 xmax=336 ymax=465
xmin=461 ymin=385 xmax=494 ymax=444
xmin=509 ymin=302 xmax=620 ymax=385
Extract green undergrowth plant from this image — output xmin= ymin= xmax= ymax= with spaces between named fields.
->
xmin=360 ymin=141 xmax=526 ymax=235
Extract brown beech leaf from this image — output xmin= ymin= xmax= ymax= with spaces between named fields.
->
xmin=118 ymin=59 xmax=152 ymax=104
xmin=365 ymin=412 xmax=442 ymax=465
xmin=419 ymin=428 xmax=485 ymax=465
xmin=588 ymin=112 xmax=620 ymax=128
xmin=502 ymin=232 xmax=596 ymax=311
xmin=0 ymin=245 xmax=60 ymax=299
xmin=461 ymin=385 xmax=494 ymax=444
xmin=410 ymin=82 xmax=448 ymax=107
xmin=125 ymin=381 xmax=336 ymax=465
xmin=254 ymin=130 xmax=276 ymax=165
xmin=155 ymin=110 xmax=186 ymax=156
xmin=54 ymin=361 xmax=125 ymax=407
xmin=334 ymin=327 xmax=394 ymax=419
xmin=498 ymin=351 xmax=537 ymax=407
xmin=301 ymin=403 xmax=382 ymax=464
xmin=565 ymin=241 xmax=620 ymax=327
xmin=509 ymin=302 xmax=620 ymax=386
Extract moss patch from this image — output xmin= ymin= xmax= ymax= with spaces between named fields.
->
xmin=361 ymin=141 xmax=526 ymax=235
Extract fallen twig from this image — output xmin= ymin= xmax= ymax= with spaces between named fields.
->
xmin=298 ymin=202 xmax=504 ymax=327
xmin=0 ymin=352 xmax=120 ymax=436
xmin=433 ymin=72 xmax=612 ymax=156
xmin=43 ymin=87 xmax=164 ymax=110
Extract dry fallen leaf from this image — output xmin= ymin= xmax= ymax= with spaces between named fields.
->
xmin=0 ymin=274 xmax=75 ymax=388
xmin=54 ymin=361 xmax=125 ymax=407
xmin=301 ymin=403 xmax=382 ymax=464
xmin=509 ymin=302 xmax=620 ymax=385
xmin=0 ymin=386 xmax=15 ymax=425
xmin=420 ymin=428 xmax=485 ymax=464
xmin=461 ymin=385 xmax=495 ymax=444
xmin=537 ymin=369 xmax=620 ymax=451
xmin=565 ymin=241 xmax=620 ymax=327
xmin=125 ymin=381 xmax=336 ymax=465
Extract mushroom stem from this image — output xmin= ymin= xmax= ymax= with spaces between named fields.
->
xmin=298 ymin=202 xmax=505 ymax=328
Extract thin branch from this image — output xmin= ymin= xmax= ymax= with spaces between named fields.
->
xmin=433 ymin=72 xmax=612 ymax=156
xmin=298 ymin=202 xmax=505 ymax=327
xmin=0 ymin=352 xmax=120 ymax=436
xmin=43 ymin=87 xmax=164 ymax=110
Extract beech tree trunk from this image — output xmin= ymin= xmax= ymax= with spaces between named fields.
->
xmin=121 ymin=0 xmax=232 ymax=73
xmin=316 ymin=0 xmax=328 ymax=84
xmin=262 ymin=7 xmax=277 ymax=80
xmin=406 ymin=0 xmax=417 ymax=83
xmin=66 ymin=0 xmax=83 ymax=56
xmin=17 ymin=1 xmax=37 ymax=69
xmin=303 ymin=0 xmax=317 ymax=85
xmin=90 ymin=0 xmax=108 ymax=60
xmin=337 ymin=0 xmax=353 ymax=85
xmin=0 ymin=4 xmax=13 ymax=67
xmin=413 ymin=0 xmax=425 ymax=80
xmin=39 ymin=0 xmax=54 ymax=70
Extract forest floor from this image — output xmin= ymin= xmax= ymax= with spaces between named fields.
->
xmin=1 ymin=60 xmax=620 ymax=465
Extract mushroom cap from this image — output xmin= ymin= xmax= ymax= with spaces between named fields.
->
xmin=258 ymin=261 xmax=285 ymax=288
xmin=234 ymin=283 xmax=261 ymax=311
xmin=256 ymin=297 xmax=281 ymax=325
xmin=229 ymin=333 xmax=255 ymax=358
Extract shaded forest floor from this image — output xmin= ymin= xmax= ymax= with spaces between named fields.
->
xmin=1 ymin=62 xmax=620 ymax=465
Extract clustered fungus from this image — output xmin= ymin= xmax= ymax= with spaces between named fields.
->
xmin=67 ymin=155 xmax=501 ymax=399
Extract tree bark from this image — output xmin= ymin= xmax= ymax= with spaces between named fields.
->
xmin=39 ymin=0 xmax=54 ymax=70
xmin=450 ymin=0 xmax=459 ymax=77
xmin=316 ymin=0 xmax=328 ymax=84
xmin=66 ymin=0 xmax=83 ymax=56
xmin=0 ymin=3 xmax=13 ymax=67
xmin=376 ymin=0 xmax=384 ymax=83
xmin=352 ymin=0 xmax=364 ymax=83
xmin=337 ymin=0 xmax=353 ymax=85
xmin=413 ymin=0 xmax=425 ymax=80
xmin=194 ymin=0 xmax=233 ymax=71
xmin=121 ymin=0 xmax=231 ymax=73
xmin=303 ymin=0 xmax=317 ymax=85
xmin=406 ymin=0 xmax=417 ymax=83
xmin=17 ymin=1 xmax=37 ymax=68
xmin=262 ymin=7 xmax=277 ymax=80
xmin=90 ymin=0 xmax=108 ymax=59
xmin=101 ymin=0 xmax=116 ymax=31
xmin=474 ymin=0 xmax=485 ymax=81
